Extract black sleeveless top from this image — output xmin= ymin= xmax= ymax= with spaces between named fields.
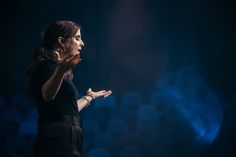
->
xmin=31 ymin=59 xmax=80 ymax=118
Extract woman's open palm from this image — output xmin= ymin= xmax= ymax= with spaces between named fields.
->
xmin=87 ymin=88 xmax=112 ymax=99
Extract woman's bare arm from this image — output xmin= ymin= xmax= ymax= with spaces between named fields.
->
xmin=41 ymin=66 xmax=66 ymax=102
xmin=42 ymin=53 xmax=80 ymax=102
xmin=77 ymin=95 xmax=93 ymax=112
xmin=77 ymin=88 xmax=112 ymax=111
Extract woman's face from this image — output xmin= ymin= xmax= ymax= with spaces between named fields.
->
xmin=65 ymin=29 xmax=84 ymax=56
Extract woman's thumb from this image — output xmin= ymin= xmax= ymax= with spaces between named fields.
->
xmin=53 ymin=51 xmax=61 ymax=61
xmin=87 ymin=88 xmax=92 ymax=92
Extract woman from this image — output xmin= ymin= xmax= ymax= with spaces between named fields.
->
xmin=27 ymin=20 xmax=112 ymax=157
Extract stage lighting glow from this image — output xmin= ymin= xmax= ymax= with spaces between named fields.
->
xmin=155 ymin=66 xmax=223 ymax=144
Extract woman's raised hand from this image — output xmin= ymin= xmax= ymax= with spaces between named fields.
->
xmin=54 ymin=51 xmax=81 ymax=72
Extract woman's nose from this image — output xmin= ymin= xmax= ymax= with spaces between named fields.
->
xmin=80 ymin=40 xmax=85 ymax=47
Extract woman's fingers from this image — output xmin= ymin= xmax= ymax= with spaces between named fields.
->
xmin=63 ymin=54 xmax=81 ymax=66
xmin=86 ymin=88 xmax=112 ymax=99
xmin=97 ymin=90 xmax=112 ymax=97
xmin=104 ymin=90 xmax=112 ymax=97
xmin=67 ymin=54 xmax=80 ymax=62
xmin=63 ymin=53 xmax=73 ymax=60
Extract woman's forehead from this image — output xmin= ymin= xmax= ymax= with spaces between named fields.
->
xmin=75 ymin=29 xmax=81 ymax=36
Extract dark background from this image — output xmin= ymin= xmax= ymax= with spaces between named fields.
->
xmin=1 ymin=0 xmax=235 ymax=101
xmin=0 ymin=0 xmax=235 ymax=156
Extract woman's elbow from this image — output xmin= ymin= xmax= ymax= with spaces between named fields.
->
xmin=42 ymin=86 xmax=55 ymax=102
xmin=42 ymin=92 xmax=55 ymax=102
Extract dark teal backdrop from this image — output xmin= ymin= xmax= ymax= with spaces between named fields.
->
xmin=0 ymin=0 xmax=235 ymax=157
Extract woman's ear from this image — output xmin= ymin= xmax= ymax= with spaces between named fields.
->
xmin=57 ymin=36 xmax=66 ymax=48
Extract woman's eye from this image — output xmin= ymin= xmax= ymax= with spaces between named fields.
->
xmin=75 ymin=37 xmax=80 ymax=41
